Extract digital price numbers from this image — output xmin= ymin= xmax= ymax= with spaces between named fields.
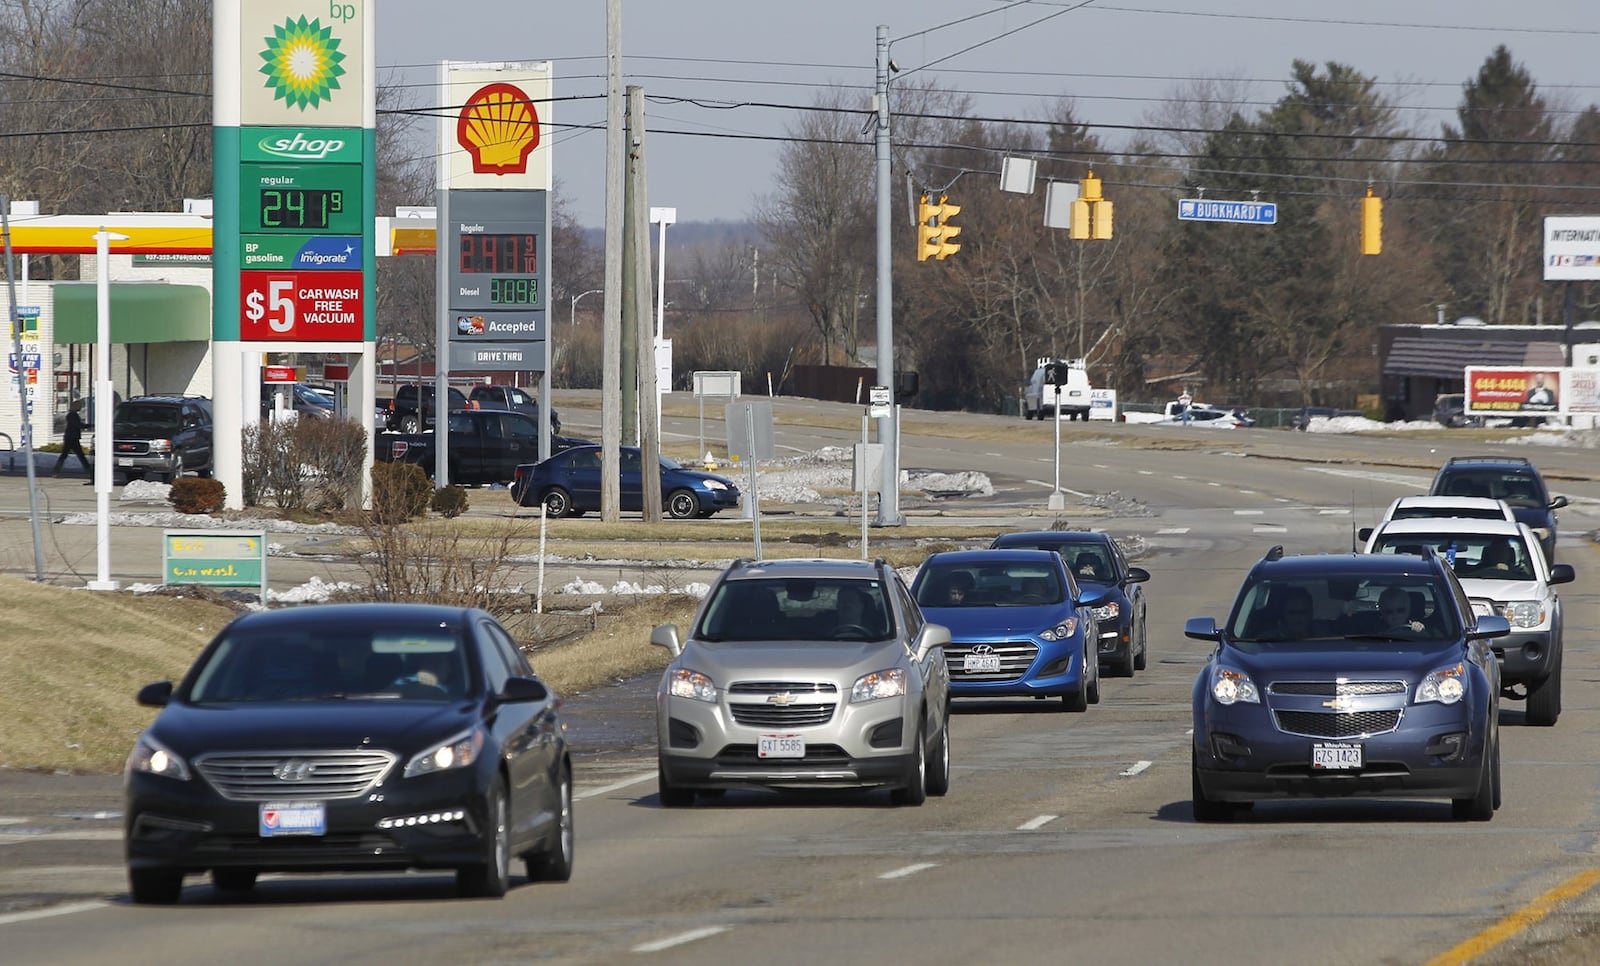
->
xmin=458 ymin=233 xmax=538 ymax=274
xmin=488 ymin=277 xmax=539 ymax=304
xmin=259 ymin=188 xmax=344 ymax=230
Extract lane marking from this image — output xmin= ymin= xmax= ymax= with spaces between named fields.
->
xmin=1156 ymin=527 xmax=1190 ymax=535
xmin=1173 ymin=475 xmax=1187 ymax=480
xmin=1120 ymin=760 xmax=1153 ymax=777
xmin=632 ymin=926 xmax=730 ymax=954
xmin=575 ymin=770 xmax=656 ymax=801
xmin=1319 ymin=508 xmax=1351 ymax=515
xmin=1239 ymin=489 xmax=1256 ymax=495
xmin=1425 ymin=869 xmax=1600 ymax=966
xmin=1275 ymin=497 xmax=1290 ymax=503
xmin=879 ymin=862 xmax=939 ymax=880
xmin=1253 ymin=525 xmax=1289 ymax=534
xmin=1233 ymin=509 xmax=1264 ymax=516
xmin=0 ymin=901 xmax=106 ymax=927
xmin=1207 ymin=481 xmax=1221 ymax=487
xmin=1137 ymin=470 xmax=1153 ymax=476
xmin=1017 ymin=815 xmax=1058 ymax=831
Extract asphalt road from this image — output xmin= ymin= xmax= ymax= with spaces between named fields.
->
xmin=3 ymin=403 xmax=1600 ymax=965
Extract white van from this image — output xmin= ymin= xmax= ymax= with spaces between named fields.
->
xmin=1023 ymin=358 xmax=1092 ymax=421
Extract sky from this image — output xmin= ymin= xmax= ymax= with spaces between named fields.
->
xmin=377 ymin=1 xmax=1600 ymax=228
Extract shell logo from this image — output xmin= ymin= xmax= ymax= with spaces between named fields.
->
xmin=456 ymin=83 xmax=540 ymax=175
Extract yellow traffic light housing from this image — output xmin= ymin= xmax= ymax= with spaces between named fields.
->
xmin=1070 ymin=171 xmax=1113 ymax=240
xmin=916 ymin=193 xmax=962 ymax=261
xmin=931 ymin=195 xmax=961 ymax=259
xmin=1361 ymin=188 xmax=1383 ymax=255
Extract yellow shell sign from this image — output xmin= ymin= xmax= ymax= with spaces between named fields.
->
xmin=457 ymin=83 xmax=540 ymax=175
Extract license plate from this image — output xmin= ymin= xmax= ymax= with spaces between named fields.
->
xmin=1311 ymin=743 xmax=1363 ymax=770
xmin=758 ymin=734 xmax=804 ymax=759
xmin=963 ymin=653 xmax=1002 ymax=673
xmin=260 ymin=801 xmax=326 ymax=837
xmin=116 ymin=458 xmax=133 ymax=467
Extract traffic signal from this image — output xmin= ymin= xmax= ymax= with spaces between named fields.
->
xmin=916 ymin=193 xmax=962 ymax=261
xmin=1070 ymin=171 xmax=1113 ymax=240
xmin=1361 ymin=187 xmax=1383 ymax=255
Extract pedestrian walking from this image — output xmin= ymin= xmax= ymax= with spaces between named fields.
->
xmin=53 ymin=400 xmax=92 ymax=480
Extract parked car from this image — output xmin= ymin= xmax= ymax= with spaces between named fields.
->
xmin=385 ymin=384 xmax=469 ymax=433
xmin=1432 ymin=393 xmax=1484 ymax=428
xmin=510 ymin=445 xmax=741 ymax=519
xmin=1363 ymin=517 xmax=1575 ymax=726
xmin=377 ymin=408 xmax=592 ymax=486
xmin=1186 ymin=546 xmax=1509 ymax=822
xmin=111 ymin=395 xmax=213 ymax=483
xmin=650 ymin=557 xmax=952 ymax=806
xmin=911 ymin=548 xmax=1105 ymax=711
xmin=988 ymin=530 xmax=1150 ymax=677
xmin=123 ymin=602 xmax=574 ymax=903
xmin=1290 ymin=406 xmax=1364 ymax=430
xmin=1429 ymin=456 xmax=1567 ymax=562
xmin=260 ymin=382 xmax=334 ymax=420
xmin=467 ymin=384 xmax=561 ymax=436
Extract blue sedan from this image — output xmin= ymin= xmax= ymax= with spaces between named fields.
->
xmin=912 ymin=549 xmax=1104 ymax=711
xmin=510 ymin=445 xmax=741 ymax=519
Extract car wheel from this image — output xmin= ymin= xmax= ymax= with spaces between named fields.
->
xmin=1134 ymin=623 xmax=1148 ymax=672
xmin=657 ymin=762 xmax=695 ymax=808
xmin=1491 ymin=731 xmax=1503 ymax=811
xmin=129 ymin=866 xmax=184 ymax=904
xmin=1061 ymin=686 xmax=1088 ymax=712
xmin=164 ymin=456 xmax=183 ymax=483
xmin=457 ymin=778 xmax=511 ymax=898
xmin=889 ymin=720 xmax=927 ymax=806
xmin=1525 ymin=653 xmax=1561 ymax=727
xmin=525 ymin=764 xmax=575 ymax=882
xmin=211 ymin=868 xmax=258 ymax=893
xmin=1191 ymin=748 xmax=1234 ymax=823
xmin=401 ymin=416 xmax=421 ymax=433
xmin=1451 ymin=742 xmax=1496 ymax=822
xmin=1112 ymin=640 xmax=1137 ymax=678
xmin=197 ymin=465 xmax=213 ymax=479
xmin=925 ymin=714 xmax=951 ymax=797
xmin=124 ymin=470 xmax=144 ymax=482
xmin=541 ymin=487 xmax=574 ymax=519
xmin=666 ymin=489 xmax=701 ymax=519
xmin=1086 ymin=647 xmax=1101 ymax=705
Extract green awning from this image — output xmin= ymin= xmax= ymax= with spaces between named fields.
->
xmin=52 ymin=283 xmax=212 ymax=343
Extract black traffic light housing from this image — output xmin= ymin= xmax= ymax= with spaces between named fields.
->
xmin=894 ymin=370 xmax=919 ymax=401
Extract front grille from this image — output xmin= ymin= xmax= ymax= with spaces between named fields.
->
xmin=946 ymin=641 xmax=1039 ymax=680
xmin=729 ymin=681 xmax=838 ymax=695
xmin=1273 ymin=710 xmax=1402 ymax=739
xmin=114 ymin=441 xmax=152 ymax=455
xmin=730 ymin=703 xmax=836 ymax=727
xmin=195 ymin=750 xmax=396 ymax=801
xmin=1269 ymin=680 xmax=1407 ymax=696
xmin=716 ymin=743 xmax=849 ymax=766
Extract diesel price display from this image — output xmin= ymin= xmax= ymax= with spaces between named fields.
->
xmin=458 ymin=233 xmax=538 ymax=274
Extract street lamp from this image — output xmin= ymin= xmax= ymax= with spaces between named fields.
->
xmin=649 ymin=206 xmax=676 ymax=341
xmin=570 ymin=288 xmax=603 ymax=326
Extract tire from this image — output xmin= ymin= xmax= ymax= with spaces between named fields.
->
xmin=1111 ymin=642 xmax=1137 ymax=678
xmin=666 ymin=489 xmax=701 ymax=520
xmin=1525 ymin=653 xmax=1561 ymax=727
xmin=1191 ymin=748 xmax=1234 ymax=823
xmin=525 ymin=765 xmax=575 ymax=883
xmin=1086 ymin=650 xmax=1101 ymax=705
xmin=124 ymin=470 xmax=145 ymax=482
xmin=401 ymin=415 xmax=421 ymax=434
xmin=164 ymin=456 xmax=183 ymax=484
xmin=1061 ymin=687 xmax=1088 ymax=713
xmin=1134 ymin=623 xmax=1149 ymax=672
xmin=657 ymin=763 xmax=695 ymax=808
xmin=1492 ymin=733 xmax=1503 ymax=811
xmin=541 ymin=487 xmax=574 ymax=519
xmin=211 ymin=868 xmax=257 ymax=893
xmin=457 ymin=778 xmax=511 ymax=898
xmin=889 ymin=721 xmax=928 ymax=806
xmin=129 ymin=866 xmax=184 ymax=904
xmin=925 ymin=714 xmax=951 ymax=797
xmin=1451 ymin=741 xmax=1496 ymax=822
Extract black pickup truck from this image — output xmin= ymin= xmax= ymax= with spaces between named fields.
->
xmin=376 ymin=408 xmax=588 ymax=486
xmin=467 ymin=384 xmax=561 ymax=436
xmin=383 ymin=384 xmax=468 ymax=433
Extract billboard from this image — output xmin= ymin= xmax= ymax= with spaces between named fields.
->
xmin=1544 ymin=216 xmax=1600 ymax=281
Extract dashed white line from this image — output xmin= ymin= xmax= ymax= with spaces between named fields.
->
xmin=1137 ymin=470 xmax=1153 ymax=475
xmin=0 ymin=901 xmax=106 ymax=927
xmin=1275 ymin=497 xmax=1291 ymax=503
xmin=1120 ymin=760 xmax=1153 ymax=777
xmin=1174 ymin=475 xmax=1188 ymax=480
xmin=632 ymin=926 xmax=730 ymax=953
xmin=1157 ymin=527 xmax=1190 ymax=535
xmin=1239 ymin=489 xmax=1256 ymax=495
xmin=1207 ymin=481 xmax=1221 ymax=487
xmin=880 ymin=862 xmax=940 ymax=880
xmin=575 ymin=771 xmax=656 ymax=801
xmin=1017 ymin=815 xmax=1058 ymax=831
xmin=1319 ymin=508 xmax=1351 ymax=515
xmin=1253 ymin=525 xmax=1288 ymax=533
xmin=1233 ymin=509 xmax=1264 ymax=516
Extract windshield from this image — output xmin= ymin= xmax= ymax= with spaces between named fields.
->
xmin=1436 ymin=470 xmax=1546 ymax=508
xmin=186 ymin=622 xmax=471 ymax=702
xmin=916 ymin=563 xmax=1063 ymax=607
xmin=1227 ymin=574 xmax=1461 ymax=643
xmin=114 ymin=403 xmax=181 ymax=432
xmin=1372 ymin=533 xmax=1536 ymax=582
xmin=696 ymin=578 xmax=893 ymax=642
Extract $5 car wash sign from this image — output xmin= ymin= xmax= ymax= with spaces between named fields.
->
xmin=240 ymin=271 xmax=363 ymax=340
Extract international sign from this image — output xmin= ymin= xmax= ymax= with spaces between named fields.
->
xmin=1178 ymin=199 xmax=1277 ymax=225
xmin=1544 ymin=216 xmax=1600 ymax=281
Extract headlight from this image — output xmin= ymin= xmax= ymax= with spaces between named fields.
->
xmin=1417 ymin=663 xmax=1467 ymax=705
xmin=668 ymin=668 xmax=717 ymax=702
xmin=1089 ymin=602 xmax=1120 ymax=622
xmin=1497 ymin=600 xmax=1545 ymax=629
xmin=702 ymin=480 xmax=728 ymax=491
xmin=126 ymin=734 xmax=191 ymax=781
xmin=404 ymin=727 xmax=485 ymax=778
xmin=1210 ymin=666 xmax=1260 ymax=705
xmin=851 ymin=668 xmax=906 ymax=703
xmin=148 ymin=439 xmax=173 ymax=453
xmin=1039 ymin=618 xmax=1080 ymax=641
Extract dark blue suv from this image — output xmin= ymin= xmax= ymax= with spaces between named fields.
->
xmin=1186 ymin=547 xmax=1510 ymax=822
xmin=1429 ymin=456 xmax=1567 ymax=562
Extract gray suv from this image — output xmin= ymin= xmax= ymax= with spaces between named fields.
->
xmin=651 ymin=557 xmax=952 ymax=806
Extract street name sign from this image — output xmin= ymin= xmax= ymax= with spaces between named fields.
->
xmin=1178 ymin=199 xmax=1277 ymax=225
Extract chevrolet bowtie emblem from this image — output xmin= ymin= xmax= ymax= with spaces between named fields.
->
xmin=767 ymin=693 xmax=798 ymax=706
xmin=1322 ymin=697 xmax=1353 ymax=711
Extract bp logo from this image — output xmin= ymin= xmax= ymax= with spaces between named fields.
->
xmin=259 ymin=15 xmax=347 ymax=110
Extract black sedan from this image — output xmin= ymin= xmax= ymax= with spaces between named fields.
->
xmin=510 ymin=445 xmax=742 ymax=519
xmin=124 ymin=603 xmax=574 ymax=903
xmin=1186 ymin=548 xmax=1509 ymax=822
xmin=989 ymin=530 xmax=1150 ymax=676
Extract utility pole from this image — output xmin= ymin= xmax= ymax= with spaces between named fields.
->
xmin=601 ymin=0 xmax=623 ymax=522
xmin=872 ymin=25 xmax=903 ymax=525
xmin=1 ymin=196 xmax=45 ymax=580
xmin=630 ymin=86 xmax=662 ymax=520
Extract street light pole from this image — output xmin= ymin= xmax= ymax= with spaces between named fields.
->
xmin=570 ymin=288 xmax=603 ymax=326
xmin=649 ymin=206 xmax=676 ymax=342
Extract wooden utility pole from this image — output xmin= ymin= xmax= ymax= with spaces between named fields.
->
xmin=629 ymin=86 xmax=662 ymax=521
xmin=601 ymin=0 xmax=623 ymax=522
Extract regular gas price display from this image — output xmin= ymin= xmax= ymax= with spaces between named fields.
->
xmin=457 ymin=232 xmax=538 ymax=274
xmin=259 ymin=187 xmax=344 ymax=230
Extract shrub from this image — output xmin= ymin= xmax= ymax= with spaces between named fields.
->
xmin=168 ymin=478 xmax=226 ymax=514
xmin=371 ymin=462 xmax=432 ymax=524
xmin=431 ymin=484 xmax=469 ymax=518
xmin=242 ymin=416 xmax=368 ymax=510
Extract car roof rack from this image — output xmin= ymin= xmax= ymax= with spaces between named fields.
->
xmin=1443 ymin=455 xmax=1532 ymax=467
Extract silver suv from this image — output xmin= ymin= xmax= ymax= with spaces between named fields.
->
xmin=651 ymin=557 xmax=952 ymax=806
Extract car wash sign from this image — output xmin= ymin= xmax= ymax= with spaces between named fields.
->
xmin=1545 ymin=216 xmax=1600 ymax=281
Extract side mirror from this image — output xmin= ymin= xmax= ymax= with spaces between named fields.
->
xmin=1125 ymin=566 xmax=1150 ymax=584
xmin=650 ymin=624 xmax=683 ymax=658
xmin=1184 ymin=617 xmax=1221 ymax=642
xmin=1468 ymin=614 xmax=1511 ymax=640
xmin=1549 ymin=563 xmax=1575 ymax=585
xmin=496 ymin=675 xmax=550 ymax=704
xmin=916 ymin=622 xmax=953 ymax=659
xmin=1549 ymin=495 xmax=1569 ymax=510
xmin=1357 ymin=527 xmax=1374 ymax=542
xmin=137 ymin=681 xmax=173 ymax=707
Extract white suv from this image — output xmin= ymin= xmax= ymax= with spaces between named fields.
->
xmin=1357 ymin=495 xmax=1515 ymax=547
xmin=1363 ymin=517 xmax=1575 ymax=726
